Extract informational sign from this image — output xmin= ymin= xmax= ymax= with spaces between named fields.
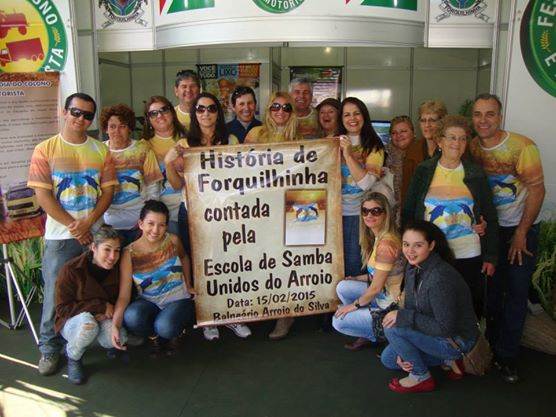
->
xmin=197 ymin=63 xmax=261 ymax=122
xmin=182 ymin=139 xmax=344 ymax=327
xmin=289 ymin=67 xmax=342 ymax=107
xmin=426 ymin=0 xmax=498 ymax=47
xmin=504 ymin=0 xmax=556 ymax=215
xmin=155 ymin=0 xmax=424 ymax=49
xmin=0 ymin=72 xmax=58 ymax=243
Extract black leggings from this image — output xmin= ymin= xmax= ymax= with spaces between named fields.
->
xmin=454 ymin=256 xmax=485 ymax=320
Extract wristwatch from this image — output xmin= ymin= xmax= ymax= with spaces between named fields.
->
xmin=354 ymin=299 xmax=361 ymax=309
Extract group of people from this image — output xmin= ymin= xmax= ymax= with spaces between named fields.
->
xmin=27 ymin=70 xmax=545 ymax=392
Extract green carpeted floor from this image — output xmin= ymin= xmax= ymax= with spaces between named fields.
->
xmin=0 ymin=305 xmax=554 ymax=417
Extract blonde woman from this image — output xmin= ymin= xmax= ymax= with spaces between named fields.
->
xmin=333 ymin=191 xmax=403 ymax=351
xmin=245 ymin=92 xmax=301 ymax=143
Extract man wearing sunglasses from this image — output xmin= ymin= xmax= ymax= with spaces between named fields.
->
xmin=226 ymin=86 xmax=262 ymax=143
xmin=289 ymin=77 xmax=319 ymax=139
xmin=174 ymin=69 xmax=201 ymax=129
xmin=28 ymin=93 xmax=117 ymax=377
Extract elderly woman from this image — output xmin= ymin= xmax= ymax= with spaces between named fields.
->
xmin=165 ymin=93 xmax=250 ymax=342
xmin=245 ymin=92 xmax=301 ymax=143
xmin=55 ymin=225 xmax=125 ymax=385
xmin=403 ymin=115 xmax=498 ymax=319
xmin=415 ymin=100 xmax=447 ymax=160
xmin=101 ymin=104 xmax=163 ymax=245
xmin=333 ymin=192 xmax=403 ymax=351
xmin=316 ymin=98 xmax=341 ymax=138
xmin=142 ymin=96 xmax=187 ymax=235
xmin=381 ymin=220 xmax=479 ymax=393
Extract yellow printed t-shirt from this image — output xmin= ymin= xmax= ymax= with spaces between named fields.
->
xmin=27 ymin=134 xmax=117 ymax=240
xmin=470 ymin=132 xmax=544 ymax=227
xmin=297 ymin=107 xmax=319 ymax=139
xmin=146 ymin=134 xmax=182 ymax=221
xmin=342 ymin=140 xmax=385 ymax=216
xmin=366 ymin=232 xmax=402 ymax=309
xmin=104 ymin=139 xmax=164 ymax=230
xmin=424 ymin=163 xmax=480 ymax=259
xmin=175 ymin=105 xmax=191 ymax=130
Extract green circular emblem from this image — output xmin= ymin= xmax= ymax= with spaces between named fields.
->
xmin=252 ymin=0 xmax=305 ymax=14
xmin=448 ymin=0 xmax=478 ymax=9
xmin=0 ymin=0 xmax=68 ymax=73
xmin=520 ymin=0 xmax=556 ymax=97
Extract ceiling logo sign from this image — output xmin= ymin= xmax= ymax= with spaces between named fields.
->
xmin=98 ymin=0 xmax=149 ymax=28
xmin=161 ymin=0 xmax=215 ymax=14
xmin=0 ymin=0 xmax=67 ymax=73
xmin=436 ymin=0 xmax=489 ymax=22
xmin=520 ymin=0 xmax=556 ymax=97
xmin=252 ymin=0 xmax=306 ymax=14
xmin=345 ymin=0 xmax=417 ymax=11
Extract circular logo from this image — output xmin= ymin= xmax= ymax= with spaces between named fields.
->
xmin=0 ymin=0 xmax=67 ymax=73
xmin=520 ymin=0 xmax=556 ymax=97
xmin=448 ymin=0 xmax=479 ymax=10
xmin=252 ymin=0 xmax=305 ymax=14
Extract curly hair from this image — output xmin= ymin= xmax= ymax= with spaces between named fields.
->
xmin=435 ymin=114 xmax=472 ymax=142
xmin=100 ymin=103 xmax=136 ymax=132
xmin=418 ymin=100 xmax=448 ymax=120
xmin=389 ymin=115 xmax=414 ymax=135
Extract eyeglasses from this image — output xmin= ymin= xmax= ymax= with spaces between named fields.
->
xmin=195 ymin=104 xmax=218 ymax=114
xmin=147 ymin=106 xmax=171 ymax=119
xmin=69 ymin=107 xmax=95 ymax=121
xmin=270 ymin=103 xmax=293 ymax=113
xmin=419 ymin=117 xmax=439 ymax=124
xmin=361 ymin=206 xmax=385 ymax=217
xmin=444 ymin=135 xmax=468 ymax=143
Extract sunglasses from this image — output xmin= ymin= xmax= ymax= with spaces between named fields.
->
xmin=361 ymin=206 xmax=385 ymax=217
xmin=69 ymin=107 xmax=95 ymax=121
xmin=195 ymin=104 xmax=218 ymax=114
xmin=147 ymin=106 xmax=171 ymax=119
xmin=270 ymin=103 xmax=293 ymax=113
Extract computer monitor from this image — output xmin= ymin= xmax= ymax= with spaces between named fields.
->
xmin=371 ymin=120 xmax=391 ymax=145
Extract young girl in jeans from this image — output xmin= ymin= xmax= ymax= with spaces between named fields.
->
xmin=111 ymin=200 xmax=195 ymax=357
xmin=381 ymin=220 xmax=479 ymax=393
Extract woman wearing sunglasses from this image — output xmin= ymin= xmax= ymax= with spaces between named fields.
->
xmin=164 ymin=93 xmax=250 ymax=342
xmin=402 ymin=115 xmax=497 ymax=320
xmin=101 ymin=104 xmax=163 ymax=246
xmin=244 ymin=92 xmax=301 ymax=143
xmin=142 ymin=96 xmax=187 ymax=235
xmin=339 ymin=98 xmax=385 ymax=324
xmin=381 ymin=220 xmax=478 ymax=393
xmin=332 ymin=192 xmax=403 ymax=352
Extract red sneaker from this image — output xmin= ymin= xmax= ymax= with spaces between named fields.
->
xmin=388 ymin=376 xmax=436 ymax=393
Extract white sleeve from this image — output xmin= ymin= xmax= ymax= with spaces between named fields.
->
xmin=356 ymin=172 xmax=378 ymax=191
xmin=145 ymin=181 xmax=161 ymax=201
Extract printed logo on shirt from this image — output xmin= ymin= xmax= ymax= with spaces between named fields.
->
xmin=487 ymin=174 xmax=519 ymax=207
xmin=53 ymin=169 xmax=100 ymax=212
xmin=114 ymin=168 xmax=143 ymax=205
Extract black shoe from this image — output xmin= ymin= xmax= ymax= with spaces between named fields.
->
xmin=493 ymin=356 xmax=519 ymax=383
xmin=106 ymin=348 xmax=118 ymax=360
xmin=67 ymin=358 xmax=86 ymax=385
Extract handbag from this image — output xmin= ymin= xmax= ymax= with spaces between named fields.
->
xmin=449 ymin=333 xmax=493 ymax=376
xmin=370 ymin=302 xmax=398 ymax=343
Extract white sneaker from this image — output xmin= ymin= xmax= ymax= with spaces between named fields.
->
xmin=203 ymin=326 xmax=220 ymax=341
xmin=225 ymin=323 xmax=252 ymax=339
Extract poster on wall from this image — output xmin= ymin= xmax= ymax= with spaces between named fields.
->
xmin=504 ymin=0 xmax=556 ymax=215
xmin=0 ymin=72 xmax=58 ymax=243
xmin=426 ymin=0 xmax=498 ymax=47
xmin=196 ymin=63 xmax=261 ymax=122
xmin=289 ymin=67 xmax=342 ymax=107
xmin=182 ymin=139 xmax=343 ymax=327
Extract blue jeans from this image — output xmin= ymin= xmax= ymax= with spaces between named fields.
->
xmin=123 ymin=298 xmax=194 ymax=340
xmin=332 ymin=280 xmax=376 ymax=341
xmin=40 ymin=239 xmax=86 ymax=355
xmin=487 ymin=224 xmax=539 ymax=359
xmin=343 ymin=215 xmax=362 ymax=277
xmin=381 ymin=326 xmax=475 ymax=377
xmin=61 ymin=312 xmax=127 ymax=360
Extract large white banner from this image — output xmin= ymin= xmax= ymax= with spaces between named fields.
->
xmin=504 ymin=0 xmax=556 ymax=214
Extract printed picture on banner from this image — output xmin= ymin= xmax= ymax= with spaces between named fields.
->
xmin=0 ymin=181 xmax=44 ymax=243
xmin=197 ymin=63 xmax=261 ymax=122
xmin=284 ymin=189 xmax=327 ymax=246
xmin=289 ymin=66 xmax=342 ymax=107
